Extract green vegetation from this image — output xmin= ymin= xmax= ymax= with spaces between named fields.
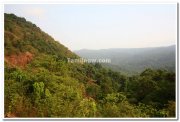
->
xmin=4 ymin=13 xmax=77 ymax=58
xmin=4 ymin=13 xmax=176 ymax=117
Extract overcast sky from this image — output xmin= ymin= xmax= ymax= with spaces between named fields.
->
xmin=4 ymin=4 xmax=177 ymax=50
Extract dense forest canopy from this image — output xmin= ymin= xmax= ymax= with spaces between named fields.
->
xmin=4 ymin=13 xmax=176 ymax=118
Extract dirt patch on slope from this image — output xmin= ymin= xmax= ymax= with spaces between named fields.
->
xmin=5 ymin=52 xmax=33 ymax=67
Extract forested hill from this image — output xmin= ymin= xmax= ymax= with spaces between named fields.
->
xmin=74 ymin=45 xmax=175 ymax=75
xmin=5 ymin=13 xmax=78 ymax=67
xmin=4 ymin=13 xmax=175 ymax=118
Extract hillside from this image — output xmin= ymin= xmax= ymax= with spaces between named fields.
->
xmin=5 ymin=13 xmax=77 ymax=67
xmin=74 ymin=46 xmax=175 ymax=75
xmin=4 ymin=13 xmax=175 ymax=118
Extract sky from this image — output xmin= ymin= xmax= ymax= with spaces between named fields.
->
xmin=4 ymin=4 xmax=177 ymax=50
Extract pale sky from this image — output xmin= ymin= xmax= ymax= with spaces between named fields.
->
xmin=4 ymin=4 xmax=177 ymax=50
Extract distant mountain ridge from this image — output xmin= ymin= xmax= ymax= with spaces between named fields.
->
xmin=74 ymin=45 xmax=175 ymax=74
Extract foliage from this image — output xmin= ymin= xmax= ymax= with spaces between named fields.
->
xmin=4 ymin=13 xmax=176 ymax=118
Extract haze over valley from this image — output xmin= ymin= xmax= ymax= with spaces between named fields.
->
xmin=75 ymin=45 xmax=175 ymax=75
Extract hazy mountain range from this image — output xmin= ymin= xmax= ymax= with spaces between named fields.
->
xmin=74 ymin=45 xmax=175 ymax=75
